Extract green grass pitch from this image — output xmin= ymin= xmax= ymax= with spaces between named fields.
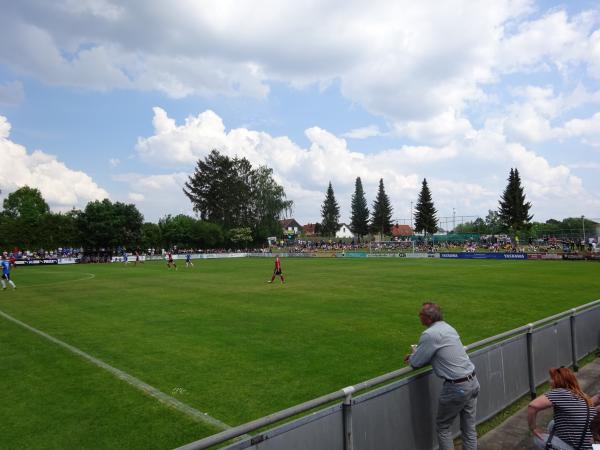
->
xmin=1 ymin=257 xmax=599 ymax=449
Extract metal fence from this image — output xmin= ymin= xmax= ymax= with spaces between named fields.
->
xmin=177 ymin=300 xmax=600 ymax=450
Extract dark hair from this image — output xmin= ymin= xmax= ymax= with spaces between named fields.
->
xmin=421 ymin=302 xmax=443 ymax=323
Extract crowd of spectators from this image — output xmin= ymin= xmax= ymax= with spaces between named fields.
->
xmin=2 ymin=234 xmax=598 ymax=263
xmin=2 ymin=248 xmax=83 ymax=262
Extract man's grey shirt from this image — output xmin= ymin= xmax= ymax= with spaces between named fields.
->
xmin=409 ymin=321 xmax=474 ymax=380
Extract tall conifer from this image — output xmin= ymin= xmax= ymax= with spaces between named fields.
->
xmin=350 ymin=177 xmax=369 ymax=240
xmin=370 ymin=178 xmax=393 ymax=238
xmin=321 ymin=182 xmax=340 ymax=237
xmin=498 ymin=168 xmax=532 ymax=233
xmin=414 ymin=178 xmax=438 ymax=237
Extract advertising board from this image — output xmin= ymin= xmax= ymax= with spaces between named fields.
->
xmin=440 ymin=252 xmax=527 ymax=260
xmin=15 ymin=258 xmax=59 ymax=265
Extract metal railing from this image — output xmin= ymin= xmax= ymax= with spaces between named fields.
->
xmin=176 ymin=299 xmax=600 ymax=450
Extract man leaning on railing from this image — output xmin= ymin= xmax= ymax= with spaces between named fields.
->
xmin=404 ymin=302 xmax=480 ymax=450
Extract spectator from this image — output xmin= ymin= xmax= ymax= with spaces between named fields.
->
xmin=528 ymin=367 xmax=596 ymax=450
xmin=591 ymin=413 xmax=600 ymax=446
xmin=592 ymin=389 xmax=600 ymax=412
xmin=405 ymin=302 xmax=479 ymax=450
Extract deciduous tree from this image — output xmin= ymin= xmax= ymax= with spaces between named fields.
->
xmin=2 ymin=186 xmax=50 ymax=249
xmin=77 ymin=199 xmax=143 ymax=250
xmin=183 ymin=150 xmax=292 ymax=242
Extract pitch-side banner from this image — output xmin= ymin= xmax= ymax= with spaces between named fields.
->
xmin=58 ymin=257 xmax=79 ymax=264
xmin=439 ymin=252 xmax=528 ymax=260
xmin=527 ymin=253 xmax=562 ymax=260
xmin=111 ymin=255 xmax=147 ymax=263
xmin=403 ymin=252 xmax=439 ymax=258
xmin=343 ymin=252 xmax=439 ymax=258
xmin=15 ymin=258 xmax=59 ymax=265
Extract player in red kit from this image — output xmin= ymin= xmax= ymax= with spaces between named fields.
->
xmin=166 ymin=252 xmax=177 ymax=270
xmin=268 ymin=256 xmax=284 ymax=283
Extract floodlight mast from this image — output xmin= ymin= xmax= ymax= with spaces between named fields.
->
xmin=453 ymin=208 xmax=456 ymax=232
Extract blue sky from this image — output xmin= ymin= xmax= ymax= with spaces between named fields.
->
xmin=1 ymin=0 xmax=599 ymax=227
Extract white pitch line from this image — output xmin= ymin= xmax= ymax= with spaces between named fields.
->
xmin=0 ymin=308 xmax=231 ymax=431
xmin=16 ymin=272 xmax=97 ymax=288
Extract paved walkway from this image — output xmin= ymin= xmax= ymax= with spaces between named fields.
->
xmin=477 ymin=358 xmax=600 ymax=450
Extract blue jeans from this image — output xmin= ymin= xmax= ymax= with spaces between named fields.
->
xmin=533 ymin=421 xmax=575 ymax=450
xmin=436 ymin=377 xmax=480 ymax=450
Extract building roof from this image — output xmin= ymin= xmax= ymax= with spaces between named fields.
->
xmin=390 ymin=224 xmax=414 ymax=236
xmin=279 ymin=218 xmax=303 ymax=229
xmin=303 ymin=223 xmax=317 ymax=234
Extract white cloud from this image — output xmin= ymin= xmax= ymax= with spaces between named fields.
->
xmin=502 ymin=103 xmax=560 ymax=143
xmin=58 ymin=0 xmax=125 ymax=21
xmin=109 ymin=158 xmax=120 ymax=167
xmin=568 ymin=162 xmax=600 ymax=170
xmin=394 ymin=109 xmax=473 ymax=144
xmin=0 ymin=115 xmax=11 ymax=138
xmin=3 ymin=1 xmax=600 ymax=149
xmin=1 ymin=2 xmax=585 ymax=121
xmin=2 ymin=2 xmax=599 ymax=222
xmin=0 ymin=115 xmax=109 ymax=210
xmin=115 ymin=172 xmax=193 ymax=220
xmin=589 ymin=29 xmax=600 ymax=78
xmin=133 ymin=108 xmax=590 ymax=222
xmin=342 ymin=125 xmax=382 ymax=139
xmin=563 ymin=112 xmax=600 ymax=147
xmin=488 ymin=83 xmax=600 ymax=144
xmin=498 ymin=10 xmax=599 ymax=73
xmin=467 ymin=123 xmax=583 ymax=199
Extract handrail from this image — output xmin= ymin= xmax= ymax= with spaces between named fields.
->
xmin=175 ymin=298 xmax=600 ymax=450
xmin=464 ymin=298 xmax=600 ymax=351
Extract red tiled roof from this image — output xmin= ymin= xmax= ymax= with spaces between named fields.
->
xmin=390 ymin=224 xmax=413 ymax=236
xmin=303 ymin=223 xmax=317 ymax=235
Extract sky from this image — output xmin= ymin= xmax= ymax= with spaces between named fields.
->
xmin=1 ymin=0 xmax=599 ymax=228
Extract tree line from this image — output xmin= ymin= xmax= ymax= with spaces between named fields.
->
xmin=1 ymin=160 xmax=583 ymax=252
xmin=318 ymin=168 xmax=536 ymax=239
xmin=319 ymin=177 xmax=440 ymax=239
xmin=0 ymin=150 xmax=292 ymax=252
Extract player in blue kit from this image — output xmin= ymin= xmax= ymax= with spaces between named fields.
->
xmin=185 ymin=253 xmax=194 ymax=268
xmin=1 ymin=253 xmax=17 ymax=290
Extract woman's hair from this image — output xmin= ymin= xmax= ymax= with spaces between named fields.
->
xmin=549 ymin=367 xmax=592 ymax=406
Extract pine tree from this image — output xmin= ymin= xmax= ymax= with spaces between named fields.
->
xmin=498 ymin=168 xmax=533 ymax=233
xmin=414 ymin=178 xmax=438 ymax=237
xmin=350 ymin=177 xmax=369 ymax=240
xmin=320 ymin=182 xmax=340 ymax=237
xmin=370 ymin=178 xmax=393 ymax=239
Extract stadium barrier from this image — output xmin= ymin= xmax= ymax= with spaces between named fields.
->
xmin=21 ymin=251 xmax=593 ymax=264
xmin=176 ymin=299 xmax=600 ymax=450
xmin=110 ymin=255 xmax=147 ymax=263
xmin=439 ymin=252 xmax=528 ymax=259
